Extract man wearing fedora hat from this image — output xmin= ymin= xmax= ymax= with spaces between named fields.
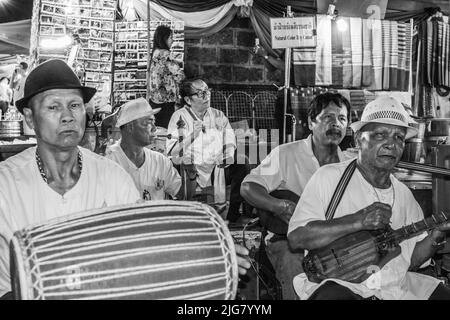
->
xmin=105 ymin=98 xmax=182 ymax=200
xmin=288 ymin=95 xmax=450 ymax=299
xmin=0 ymin=59 xmax=141 ymax=298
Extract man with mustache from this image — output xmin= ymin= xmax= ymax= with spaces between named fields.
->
xmin=288 ymin=96 xmax=450 ymax=299
xmin=0 ymin=59 xmax=141 ymax=298
xmin=105 ymin=98 xmax=182 ymax=200
xmin=240 ymin=92 xmax=351 ymax=299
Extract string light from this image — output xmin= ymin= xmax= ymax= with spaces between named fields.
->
xmin=40 ymin=35 xmax=72 ymax=50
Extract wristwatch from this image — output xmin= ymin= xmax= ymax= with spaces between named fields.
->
xmin=431 ymin=237 xmax=447 ymax=248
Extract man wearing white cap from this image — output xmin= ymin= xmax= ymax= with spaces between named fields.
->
xmin=288 ymin=95 xmax=450 ymax=299
xmin=106 ymin=98 xmax=182 ymax=201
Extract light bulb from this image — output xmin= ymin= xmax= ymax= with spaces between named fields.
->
xmin=336 ymin=18 xmax=348 ymax=32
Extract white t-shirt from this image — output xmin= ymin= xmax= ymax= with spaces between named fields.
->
xmin=166 ymin=106 xmax=236 ymax=188
xmin=106 ymin=142 xmax=181 ymax=200
xmin=288 ymin=159 xmax=441 ymax=300
xmin=243 ymin=135 xmax=348 ymax=197
xmin=0 ymin=146 xmax=140 ymax=296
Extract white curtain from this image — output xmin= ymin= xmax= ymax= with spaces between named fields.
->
xmin=119 ymin=0 xmax=236 ymax=28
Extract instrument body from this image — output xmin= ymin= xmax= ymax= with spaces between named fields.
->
xmin=10 ymin=201 xmax=238 ymax=300
xmin=303 ymin=211 xmax=450 ymax=284
xmin=303 ymin=229 xmax=400 ymax=283
xmin=258 ymin=189 xmax=299 ymax=235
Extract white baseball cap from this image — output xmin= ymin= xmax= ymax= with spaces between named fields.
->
xmin=350 ymin=95 xmax=418 ymax=140
xmin=115 ymin=98 xmax=161 ymax=128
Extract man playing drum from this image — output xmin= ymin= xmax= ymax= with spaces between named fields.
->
xmin=0 ymin=60 xmax=251 ymax=299
xmin=288 ymin=96 xmax=450 ymax=300
xmin=0 ymin=59 xmax=142 ymax=299
xmin=240 ymin=93 xmax=352 ymax=299
xmin=105 ymin=98 xmax=182 ymax=201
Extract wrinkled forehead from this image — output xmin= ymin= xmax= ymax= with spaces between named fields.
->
xmin=190 ymin=80 xmax=208 ymax=91
xmin=318 ymin=101 xmax=348 ymax=116
xmin=29 ymin=88 xmax=84 ymax=108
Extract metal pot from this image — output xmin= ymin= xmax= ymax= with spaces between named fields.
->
xmin=402 ymin=138 xmax=426 ymax=163
xmin=0 ymin=120 xmax=22 ymax=138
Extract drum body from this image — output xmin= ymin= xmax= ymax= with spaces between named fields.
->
xmin=10 ymin=201 xmax=238 ymax=300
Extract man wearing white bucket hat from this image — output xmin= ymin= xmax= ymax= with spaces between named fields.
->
xmin=288 ymin=95 xmax=450 ymax=299
xmin=106 ymin=98 xmax=182 ymax=201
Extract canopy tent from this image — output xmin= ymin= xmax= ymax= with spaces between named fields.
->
xmin=0 ymin=0 xmax=446 ymax=61
xmin=1 ymin=1 xmax=445 ymax=47
xmin=0 ymin=20 xmax=31 ymax=55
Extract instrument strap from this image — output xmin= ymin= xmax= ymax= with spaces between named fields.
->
xmin=185 ymin=105 xmax=199 ymax=122
xmin=325 ymin=159 xmax=357 ymax=220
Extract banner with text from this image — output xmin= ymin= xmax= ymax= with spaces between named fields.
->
xmin=269 ymin=16 xmax=316 ymax=49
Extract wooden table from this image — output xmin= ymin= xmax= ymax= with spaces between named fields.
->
xmin=0 ymin=143 xmax=36 ymax=161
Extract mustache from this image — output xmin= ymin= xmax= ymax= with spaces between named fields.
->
xmin=325 ymin=129 xmax=342 ymax=137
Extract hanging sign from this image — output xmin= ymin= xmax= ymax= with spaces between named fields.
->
xmin=317 ymin=0 xmax=387 ymax=19
xmin=269 ymin=16 xmax=316 ymax=49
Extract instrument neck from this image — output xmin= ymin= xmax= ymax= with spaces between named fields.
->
xmin=391 ymin=211 xmax=450 ymax=242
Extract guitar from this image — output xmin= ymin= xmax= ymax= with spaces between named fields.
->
xmin=258 ymin=189 xmax=299 ymax=235
xmin=303 ymin=211 xmax=450 ymax=284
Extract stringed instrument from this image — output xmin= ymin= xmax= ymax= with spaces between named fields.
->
xmin=303 ymin=211 xmax=450 ymax=284
xmin=258 ymin=189 xmax=299 ymax=235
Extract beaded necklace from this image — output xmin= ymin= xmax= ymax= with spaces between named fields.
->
xmin=35 ymin=149 xmax=83 ymax=184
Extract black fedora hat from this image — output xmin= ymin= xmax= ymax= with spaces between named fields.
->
xmin=16 ymin=59 xmax=97 ymax=113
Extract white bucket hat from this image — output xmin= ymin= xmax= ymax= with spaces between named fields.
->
xmin=115 ymin=98 xmax=161 ymax=128
xmin=350 ymin=95 xmax=418 ymax=140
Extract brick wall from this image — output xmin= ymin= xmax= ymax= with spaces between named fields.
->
xmin=184 ymin=17 xmax=283 ymax=86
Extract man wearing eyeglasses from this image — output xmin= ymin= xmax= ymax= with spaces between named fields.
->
xmin=166 ymin=79 xmax=248 ymax=221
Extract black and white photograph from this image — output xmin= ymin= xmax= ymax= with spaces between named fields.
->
xmin=1 ymin=0 xmax=450 ymax=307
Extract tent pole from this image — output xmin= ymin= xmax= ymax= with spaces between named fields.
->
xmin=147 ymin=0 xmax=151 ymax=100
xmin=283 ymin=6 xmax=293 ymax=144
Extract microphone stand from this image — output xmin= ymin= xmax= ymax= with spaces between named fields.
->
xmin=176 ymin=116 xmax=187 ymax=200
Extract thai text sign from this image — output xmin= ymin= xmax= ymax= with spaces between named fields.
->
xmin=270 ymin=17 xmax=316 ymax=49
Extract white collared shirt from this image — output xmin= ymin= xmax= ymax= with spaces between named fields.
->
xmin=0 ymin=147 xmax=140 ymax=296
xmin=243 ymin=135 xmax=348 ymax=196
xmin=242 ymin=135 xmax=351 ymax=242
xmin=288 ymin=159 xmax=441 ymax=300
xmin=106 ymin=141 xmax=181 ymax=200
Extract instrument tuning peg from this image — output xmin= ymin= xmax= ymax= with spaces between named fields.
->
xmin=176 ymin=116 xmax=185 ymax=129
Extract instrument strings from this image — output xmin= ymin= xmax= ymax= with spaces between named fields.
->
xmin=314 ymin=216 xmax=450 ymax=270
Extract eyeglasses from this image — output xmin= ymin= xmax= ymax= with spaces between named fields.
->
xmin=190 ymin=88 xmax=211 ymax=99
